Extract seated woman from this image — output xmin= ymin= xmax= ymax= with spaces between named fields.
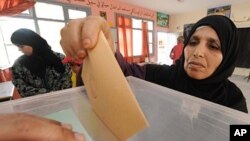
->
xmin=11 ymin=28 xmax=72 ymax=97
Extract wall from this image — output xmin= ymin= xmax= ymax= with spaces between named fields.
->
xmin=231 ymin=2 xmax=250 ymax=28
xmin=169 ymin=10 xmax=206 ymax=33
xmin=169 ymin=2 xmax=250 ymax=33
xmin=58 ymin=0 xmax=170 ymax=62
xmin=169 ymin=2 xmax=250 ymax=76
xmin=56 ymin=0 xmax=250 ymax=72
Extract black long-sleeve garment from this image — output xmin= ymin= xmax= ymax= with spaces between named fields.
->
xmin=115 ymin=50 xmax=248 ymax=113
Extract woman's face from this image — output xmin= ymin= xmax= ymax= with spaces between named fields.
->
xmin=18 ymin=45 xmax=33 ymax=56
xmin=184 ymin=26 xmax=223 ymax=80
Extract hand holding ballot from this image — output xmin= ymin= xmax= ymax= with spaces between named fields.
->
xmin=0 ymin=113 xmax=85 ymax=141
xmin=60 ymin=15 xmax=148 ymax=140
xmin=60 ymin=16 xmax=115 ymax=60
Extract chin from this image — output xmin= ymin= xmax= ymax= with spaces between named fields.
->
xmin=186 ymin=71 xmax=206 ymax=80
xmin=25 ymin=54 xmax=32 ymax=56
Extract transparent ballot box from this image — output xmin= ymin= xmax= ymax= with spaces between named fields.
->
xmin=0 ymin=76 xmax=250 ymax=141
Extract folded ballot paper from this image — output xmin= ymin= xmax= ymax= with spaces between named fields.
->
xmin=81 ymin=31 xmax=149 ymax=141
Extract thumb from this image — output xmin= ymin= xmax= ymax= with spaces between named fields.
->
xmin=81 ymin=16 xmax=113 ymax=52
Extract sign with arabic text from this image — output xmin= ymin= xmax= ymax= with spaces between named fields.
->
xmin=157 ymin=12 xmax=169 ymax=27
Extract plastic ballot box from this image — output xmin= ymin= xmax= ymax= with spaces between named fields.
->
xmin=0 ymin=76 xmax=250 ymax=141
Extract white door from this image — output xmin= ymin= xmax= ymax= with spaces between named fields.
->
xmin=157 ymin=32 xmax=178 ymax=65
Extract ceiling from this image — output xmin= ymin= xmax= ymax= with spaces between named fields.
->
xmin=117 ymin=0 xmax=250 ymax=15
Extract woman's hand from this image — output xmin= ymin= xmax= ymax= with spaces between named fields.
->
xmin=0 ymin=113 xmax=84 ymax=141
xmin=60 ymin=16 xmax=114 ymax=60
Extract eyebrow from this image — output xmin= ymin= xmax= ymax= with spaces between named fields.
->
xmin=190 ymin=35 xmax=220 ymax=45
xmin=208 ymin=38 xmax=221 ymax=46
xmin=189 ymin=35 xmax=199 ymax=41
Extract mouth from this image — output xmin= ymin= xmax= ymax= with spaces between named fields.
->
xmin=188 ymin=61 xmax=205 ymax=68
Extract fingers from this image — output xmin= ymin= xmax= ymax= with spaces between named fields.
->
xmin=56 ymin=127 xmax=85 ymax=141
xmin=77 ymin=50 xmax=87 ymax=60
xmin=60 ymin=39 xmax=74 ymax=57
xmin=61 ymin=123 xmax=73 ymax=130
xmin=35 ymin=123 xmax=85 ymax=141
xmin=81 ymin=16 xmax=114 ymax=52
xmin=60 ymin=16 xmax=115 ymax=60
xmin=60 ymin=19 xmax=86 ymax=59
xmin=80 ymin=16 xmax=105 ymax=49
xmin=0 ymin=113 xmax=85 ymax=141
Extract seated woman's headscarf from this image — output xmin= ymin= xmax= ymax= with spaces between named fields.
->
xmin=11 ymin=28 xmax=65 ymax=78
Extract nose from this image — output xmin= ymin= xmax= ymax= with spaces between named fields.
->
xmin=193 ymin=43 xmax=205 ymax=58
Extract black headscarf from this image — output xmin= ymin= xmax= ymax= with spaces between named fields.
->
xmin=167 ymin=15 xmax=246 ymax=112
xmin=180 ymin=15 xmax=239 ymax=84
xmin=11 ymin=28 xmax=65 ymax=78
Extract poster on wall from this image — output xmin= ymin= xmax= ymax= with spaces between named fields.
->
xmin=183 ymin=23 xmax=194 ymax=40
xmin=157 ymin=12 xmax=169 ymax=27
xmin=100 ymin=11 xmax=107 ymax=20
xmin=158 ymin=40 xmax=164 ymax=48
xmin=207 ymin=5 xmax=231 ymax=18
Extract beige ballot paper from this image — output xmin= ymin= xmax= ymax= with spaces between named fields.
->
xmin=82 ymin=31 xmax=148 ymax=140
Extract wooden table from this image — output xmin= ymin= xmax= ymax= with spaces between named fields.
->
xmin=0 ymin=81 xmax=14 ymax=101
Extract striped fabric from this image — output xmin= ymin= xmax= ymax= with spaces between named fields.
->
xmin=0 ymin=0 xmax=35 ymax=16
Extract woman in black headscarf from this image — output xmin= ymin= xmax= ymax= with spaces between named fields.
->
xmin=11 ymin=28 xmax=72 ymax=97
xmin=143 ymin=15 xmax=247 ymax=113
xmin=60 ymin=15 xmax=247 ymax=113
xmin=118 ymin=15 xmax=247 ymax=113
